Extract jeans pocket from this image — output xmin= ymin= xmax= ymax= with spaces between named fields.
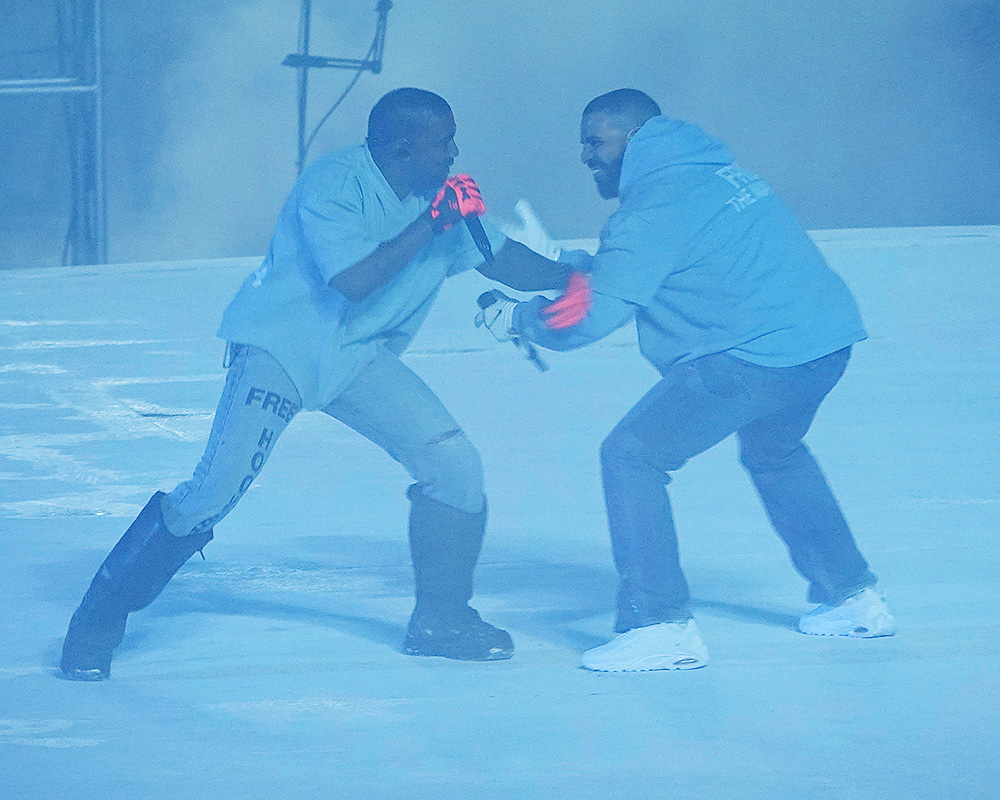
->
xmin=693 ymin=352 xmax=747 ymax=398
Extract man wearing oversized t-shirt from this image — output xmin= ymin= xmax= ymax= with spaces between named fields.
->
xmin=477 ymin=89 xmax=896 ymax=672
xmin=60 ymin=88 xmax=573 ymax=680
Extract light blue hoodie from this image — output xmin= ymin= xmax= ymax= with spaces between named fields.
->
xmin=516 ymin=117 xmax=866 ymax=370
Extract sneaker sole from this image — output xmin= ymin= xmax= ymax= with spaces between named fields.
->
xmin=403 ymin=644 xmax=514 ymax=661
xmin=798 ymin=618 xmax=896 ymax=638
xmin=58 ymin=665 xmax=110 ymax=681
xmin=582 ymin=654 xmax=708 ymax=672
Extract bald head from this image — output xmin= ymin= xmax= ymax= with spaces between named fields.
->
xmin=366 ymin=88 xmax=459 ymax=199
xmin=367 ymin=88 xmax=454 ymax=150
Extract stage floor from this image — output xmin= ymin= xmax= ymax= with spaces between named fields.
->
xmin=2 ymin=227 xmax=998 ymax=799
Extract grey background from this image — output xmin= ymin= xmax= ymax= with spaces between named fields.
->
xmin=2 ymin=0 xmax=998 ymax=266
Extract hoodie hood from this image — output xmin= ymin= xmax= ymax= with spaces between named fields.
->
xmin=618 ymin=117 xmax=734 ymax=202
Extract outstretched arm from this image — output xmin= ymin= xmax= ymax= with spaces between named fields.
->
xmin=476 ymin=239 xmax=572 ymax=291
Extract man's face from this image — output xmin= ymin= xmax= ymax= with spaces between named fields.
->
xmin=580 ymin=112 xmax=630 ymax=199
xmin=406 ymin=111 xmax=459 ymax=194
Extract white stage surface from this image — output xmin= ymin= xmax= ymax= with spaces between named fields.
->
xmin=1 ymin=227 xmax=998 ymax=799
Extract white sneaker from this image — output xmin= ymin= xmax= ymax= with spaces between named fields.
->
xmin=798 ymin=587 xmax=896 ymax=638
xmin=581 ymin=620 xmax=709 ymax=672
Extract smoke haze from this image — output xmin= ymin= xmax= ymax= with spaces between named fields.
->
xmin=1 ymin=0 xmax=997 ymax=265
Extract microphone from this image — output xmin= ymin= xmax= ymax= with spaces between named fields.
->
xmin=437 ymin=182 xmax=495 ymax=267
xmin=465 ymin=213 xmax=496 ymax=267
xmin=440 ymin=180 xmax=547 ymax=372
xmin=477 ymin=290 xmax=501 ymax=309
xmin=475 ymin=291 xmax=549 ymax=374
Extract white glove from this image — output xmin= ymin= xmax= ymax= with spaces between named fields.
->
xmin=498 ymin=199 xmax=561 ymax=261
xmin=475 ymin=291 xmax=518 ymax=342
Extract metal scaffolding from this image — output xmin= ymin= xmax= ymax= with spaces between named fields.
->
xmin=0 ymin=0 xmax=106 ymax=265
xmin=283 ymin=0 xmax=392 ymax=176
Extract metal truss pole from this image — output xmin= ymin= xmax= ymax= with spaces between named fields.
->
xmin=0 ymin=0 xmax=106 ymax=265
xmin=283 ymin=0 xmax=392 ymax=176
xmin=294 ymin=0 xmax=313 ymax=177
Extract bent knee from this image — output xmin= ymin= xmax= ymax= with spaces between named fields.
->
xmin=739 ymin=441 xmax=807 ymax=474
xmin=601 ymin=427 xmax=683 ymax=475
xmin=601 ymin=422 xmax=647 ymax=461
xmin=417 ymin=428 xmax=484 ymax=513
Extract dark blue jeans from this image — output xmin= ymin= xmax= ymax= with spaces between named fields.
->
xmin=600 ymin=347 xmax=877 ymax=632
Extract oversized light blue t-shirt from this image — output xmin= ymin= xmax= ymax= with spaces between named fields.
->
xmin=518 ymin=117 xmax=865 ymax=371
xmin=218 ymin=144 xmax=505 ymax=409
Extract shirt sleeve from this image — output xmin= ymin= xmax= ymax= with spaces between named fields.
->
xmin=554 ymin=248 xmax=595 ymax=270
xmin=513 ymin=290 xmax=636 ymax=351
xmin=588 ymin=210 xmax=675 ymax=308
xmin=297 ymin=165 xmax=382 ymax=285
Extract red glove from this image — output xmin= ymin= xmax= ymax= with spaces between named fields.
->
xmin=429 ymin=174 xmax=487 ymax=232
xmin=542 ymin=270 xmax=592 ymax=329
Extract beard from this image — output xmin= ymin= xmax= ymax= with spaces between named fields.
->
xmin=590 ymin=157 xmax=623 ymax=199
xmin=413 ymin=162 xmax=454 ymax=197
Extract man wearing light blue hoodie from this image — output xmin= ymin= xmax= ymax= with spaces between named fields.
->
xmin=478 ymin=89 xmax=895 ymax=671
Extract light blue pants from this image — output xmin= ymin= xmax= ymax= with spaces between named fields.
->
xmin=161 ymin=344 xmax=484 ymax=537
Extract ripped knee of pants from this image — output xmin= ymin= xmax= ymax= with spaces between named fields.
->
xmin=415 ymin=428 xmax=485 ymax=514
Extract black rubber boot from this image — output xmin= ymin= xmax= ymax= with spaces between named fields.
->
xmin=59 ymin=492 xmax=213 ymax=681
xmin=403 ymin=485 xmax=513 ymax=661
